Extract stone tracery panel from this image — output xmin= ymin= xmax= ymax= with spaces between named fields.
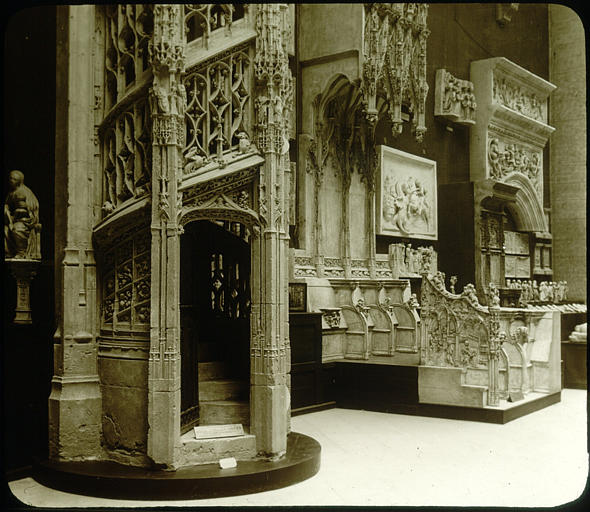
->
xmin=183 ymin=43 xmax=253 ymax=166
xmin=185 ymin=4 xmax=246 ymax=47
xmin=104 ymin=5 xmax=154 ymax=110
xmin=100 ymin=230 xmax=151 ymax=335
xmin=102 ymin=99 xmax=152 ymax=213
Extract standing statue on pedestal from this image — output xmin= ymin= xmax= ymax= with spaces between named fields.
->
xmin=4 ymin=170 xmax=42 ymax=325
xmin=4 ymin=170 xmax=41 ymax=260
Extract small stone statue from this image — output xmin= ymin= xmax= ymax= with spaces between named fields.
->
xmin=462 ymin=283 xmax=479 ymax=305
xmin=4 ymin=170 xmax=41 ymax=259
xmin=539 ymin=281 xmax=548 ymax=302
xmin=449 ymin=275 xmax=457 ymax=294
xmin=487 ymin=282 xmax=500 ymax=307
xmin=407 ymin=293 xmax=420 ymax=309
xmin=237 ymin=132 xmax=252 ymax=154
xmin=184 ymin=146 xmax=206 ymax=174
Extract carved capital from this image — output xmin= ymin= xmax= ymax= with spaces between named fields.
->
xmin=320 ymin=307 xmax=342 ymax=329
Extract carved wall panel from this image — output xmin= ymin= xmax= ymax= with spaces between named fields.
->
xmin=421 ymin=273 xmax=491 ymax=369
xmin=101 ymin=98 xmax=152 ymax=214
xmin=377 ymin=145 xmax=437 ymax=240
xmin=434 ymin=69 xmax=476 ymax=125
xmin=184 ymin=42 xmax=253 ymax=166
xmin=104 ymin=5 xmax=154 ymax=110
xmin=100 ymin=230 xmax=151 ymax=336
xmin=487 ymin=135 xmax=542 ymax=196
xmin=470 ymin=57 xmax=555 ymax=208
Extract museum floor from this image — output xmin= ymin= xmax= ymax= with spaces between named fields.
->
xmin=7 ymin=389 xmax=588 ymax=508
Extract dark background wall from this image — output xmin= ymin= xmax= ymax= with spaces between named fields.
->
xmin=375 ymin=3 xmax=549 ymax=287
xmin=3 ymin=5 xmax=56 ymax=475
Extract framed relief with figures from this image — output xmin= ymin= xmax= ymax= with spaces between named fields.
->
xmin=377 ymin=146 xmax=438 ymax=240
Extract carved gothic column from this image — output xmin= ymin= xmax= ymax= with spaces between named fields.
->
xmin=251 ymin=4 xmax=293 ymax=457
xmin=487 ymin=306 xmax=501 ymax=407
xmin=49 ymin=5 xmax=102 ymax=460
xmin=306 ymin=110 xmax=332 ymax=277
xmin=146 ymin=5 xmax=185 ymax=467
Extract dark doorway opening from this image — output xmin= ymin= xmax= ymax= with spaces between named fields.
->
xmin=180 ymin=220 xmax=251 ymax=432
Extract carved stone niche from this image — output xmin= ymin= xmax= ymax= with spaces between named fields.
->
xmin=434 ymin=69 xmax=476 ymax=126
xmin=470 ymin=58 xmax=555 ymax=229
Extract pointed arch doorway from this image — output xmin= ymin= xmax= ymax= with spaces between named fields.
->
xmin=180 ymin=219 xmax=251 ymax=433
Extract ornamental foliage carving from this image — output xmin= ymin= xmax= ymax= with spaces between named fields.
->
xmin=104 ymin=5 xmax=154 ymax=110
xmin=421 ymin=273 xmax=492 ymax=368
xmin=102 ymin=99 xmax=152 ymax=214
xmin=434 ymin=69 xmax=476 ymax=125
xmin=101 ymin=231 xmax=151 ymax=334
xmin=487 ymin=137 xmax=541 ymax=193
xmin=183 ymin=43 xmax=253 ymax=165
xmin=362 ymin=3 xmax=429 ymax=141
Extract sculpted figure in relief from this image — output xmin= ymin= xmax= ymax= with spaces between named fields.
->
xmin=383 ymin=176 xmax=431 ymax=235
xmin=4 ymin=170 xmax=41 ymax=260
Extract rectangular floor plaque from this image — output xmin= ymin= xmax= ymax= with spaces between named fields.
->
xmin=193 ymin=424 xmax=244 ymax=440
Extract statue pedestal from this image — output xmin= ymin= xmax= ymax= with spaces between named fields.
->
xmin=6 ymin=258 xmax=40 ymax=324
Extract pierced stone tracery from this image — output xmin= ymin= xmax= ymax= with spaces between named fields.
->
xmin=104 ymin=5 xmax=154 ymax=110
xmin=102 ymin=99 xmax=152 ymax=212
xmin=183 ymin=43 xmax=253 ymax=165
xmin=185 ymin=4 xmax=246 ymax=47
xmin=101 ymin=231 xmax=151 ymax=334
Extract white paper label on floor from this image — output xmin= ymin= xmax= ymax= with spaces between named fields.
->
xmin=219 ymin=457 xmax=237 ymax=469
xmin=193 ymin=424 xmax=244 ymax=439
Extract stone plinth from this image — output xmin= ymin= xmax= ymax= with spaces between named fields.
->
xmin=6 ymin=258 xmax=40 ymax=324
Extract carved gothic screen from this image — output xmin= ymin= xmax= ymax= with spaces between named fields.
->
xmin=183 ymin=42 xmax=253 ymax=162
xmin=102 ymin=99 xmax=152 ymax=210
xmin=100 ymin=231 xmax=151 ymax=336
xmin=104 ymin=5 xmax=154 ymax=111
xmin=421 ymin=276 xmax=490 ymax=369
xmin=185 ymin=4 xmax=246 ymax=47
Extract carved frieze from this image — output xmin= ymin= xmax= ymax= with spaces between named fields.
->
xmin=434 ymin=69 xmax=476 ymax=125
xmin=362 ymin=3 xmax=430 ymax=141
xmin=388 ymin=243 xmax=437 ymax=278
xmin=487 ymin=136 xmax=541 ymax=195
xmin=470 ymin=58 xmax=555 ymax=213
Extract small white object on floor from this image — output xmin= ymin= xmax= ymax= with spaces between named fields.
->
xmin=219 ymin=457 xmax=237 ymax=469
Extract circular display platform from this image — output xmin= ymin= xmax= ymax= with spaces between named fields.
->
xmin=33 ymin=432 xmax=320 ymax=500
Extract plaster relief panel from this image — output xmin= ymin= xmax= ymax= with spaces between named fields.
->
xmin=377 ymin=146 xmax=437 ymax=240
xmin=470 ymin=57 xmax=555 ymax=207
xmin=434 ymin=69 xmax=476 ymax=126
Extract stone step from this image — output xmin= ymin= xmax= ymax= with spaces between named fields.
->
xmin=199 ymin=379 xmax=248 ymax=402
xmin=199 ymin=400 xmax=250 ymax=426
xmin=179 ymin=432 xmax=256 ymax=466
xmin=198 ymin=361 xmax=231 ymax=382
